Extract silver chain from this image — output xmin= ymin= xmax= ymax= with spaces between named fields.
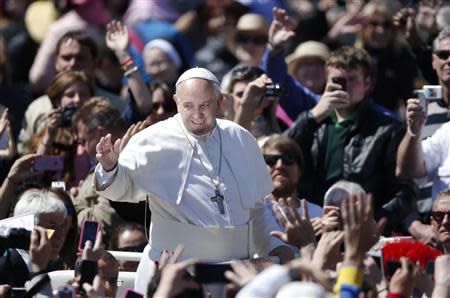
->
xmin=176 ymin=118 xmax=223 ymax=192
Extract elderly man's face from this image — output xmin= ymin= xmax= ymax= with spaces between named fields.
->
xmin=38 ymin=212 xmax=67 ymax=260
xmin=431 ymin=196 xmax=450 ymax=245
xmin=263 ymin=147 xmax=300 ymax=198
xmin=433 ymin=37 xmax=450 ymax=87
xmin=174 ymin=79 xmax=222 ymax=136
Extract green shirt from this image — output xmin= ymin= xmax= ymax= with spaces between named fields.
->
xmin=322 ymin=109 xmax=360 ymax=191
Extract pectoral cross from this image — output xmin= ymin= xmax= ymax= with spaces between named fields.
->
xmin=211 ymin=189 xmax=225 ymax=214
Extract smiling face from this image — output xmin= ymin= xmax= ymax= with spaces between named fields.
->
xmin=144 ymin=48 xmax=178 ymax=83
xmin=362 ymin=13 xmax=395 ymax=49
xmin=263 ymin=147 xmax=300 ymax=198
xmin=174 ymin=78 xmax=222 ymax=136
xmin=60 ymin=80 xmax=92 ymax=108
xmin=433 ymin=37 xmax=450 ymax=87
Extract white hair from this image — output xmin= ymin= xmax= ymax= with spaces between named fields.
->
xmin=14 ymin=189 xmax=67 ymax=223
xmin=143 ymin=39 xmax=182 ymax=69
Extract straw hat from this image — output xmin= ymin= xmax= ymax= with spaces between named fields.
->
xmin=25 ymin=0 xmax=59 ymax=43
xmin=236 ymin=13 xmax=269 ymax=35
xmin=286 ymin=41 xmax=330 ymax=73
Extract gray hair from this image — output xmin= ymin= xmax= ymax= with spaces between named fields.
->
xmin=175 ymin=79 xmax=221 ymax=100
xmin=433 ymin=27 xmax=450 ymax=52
xmin=14 ymin=189 xmax=67 ymax=223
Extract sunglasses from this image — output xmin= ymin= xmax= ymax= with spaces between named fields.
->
xmin=434 ymin=50 xmax=450 ymax=61
xmin=236 ymin=35 xmax=267 ymax=45
xmin=431 ymin=211 xmax=450 ymax=224
xmin=263 ymin=154 xmax=297 ymax=166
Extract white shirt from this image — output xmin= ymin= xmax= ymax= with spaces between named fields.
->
xmin=422 ymin=121 xmax=450 ymax=198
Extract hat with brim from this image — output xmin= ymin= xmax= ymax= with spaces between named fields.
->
xmin=286 ymin=41 xmax=330 ymax=74
xmin=236 ymin=13 xmax=269 ymax=36
xmin=25 ymin=0 xmax=59 ymax=43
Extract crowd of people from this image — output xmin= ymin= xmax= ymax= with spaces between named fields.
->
xmin=1 ymin=0 xmax=450 ymax=297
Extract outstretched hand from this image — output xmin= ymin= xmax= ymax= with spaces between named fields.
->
xmin=96 ymin=134 xmax=121 ymax=172
xmin=271 ymin=197 xmax=316 ymax=251
xmin=268 ymin=7 xmax=295 ymax=53
xmin=106 ymin=20 xmax=129 ymax=53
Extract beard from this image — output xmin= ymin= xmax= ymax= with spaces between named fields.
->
xmin=272 ymin=182 xmax=297 ymax=199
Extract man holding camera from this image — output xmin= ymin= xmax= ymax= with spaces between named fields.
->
xmin=396 ymin=28 xmax=450 ymax=243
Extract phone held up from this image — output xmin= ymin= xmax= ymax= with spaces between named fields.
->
xmin=194 ymin=263 xmax=232 ymax=284
xmin=33 ymin=155 xmax=64 ymax=172
xmin=124 ymin=289 xmax=144 ymax=298
xmin=331 ymin=76 xmax=347 ymax=92
xmin=78 ymin=220 xmax=100 ymax=252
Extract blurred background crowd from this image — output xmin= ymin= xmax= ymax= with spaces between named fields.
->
xmin=1 ymin=0 xmax=450 ymax=297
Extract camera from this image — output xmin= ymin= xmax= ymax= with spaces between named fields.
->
xmin=59 ymin=104 xmax=77 ymax=127
xmin=0 ymin=228 xmax=31 ymax=255
xmin=414 ymin=85 xmax=442 ymax=113
xmin=265 ymin=83 xmax=286 ymax=97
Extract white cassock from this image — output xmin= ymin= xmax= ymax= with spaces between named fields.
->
xmin=93 ymin=114 xmax=285 ymax=293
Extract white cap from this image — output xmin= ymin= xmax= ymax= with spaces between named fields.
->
xmin=176 ymin=67 xmax=220 ymax=86
xmin=143 ymin=39 xmax=182 ymax=69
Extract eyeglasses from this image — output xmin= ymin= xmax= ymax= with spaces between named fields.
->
xmin=434 ymin=50 xmax=450 ymax=61
xmin=235 ymin=35 xmax=267 ymax=45
xmin=263 ymin=154 xmax=297 ymax=166
xmin=368 ymin=20 xmax=393 ymax=28
xmin=431 ymin=211 xmax=450 ymax=224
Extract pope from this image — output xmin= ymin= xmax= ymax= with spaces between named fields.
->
xmin=93 ymin=67 xmax=293 ymax=292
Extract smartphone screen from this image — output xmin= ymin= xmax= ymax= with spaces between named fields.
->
xmin=57 ymin=286 xmax=75 ymax=298
xmin=78 ymin=220 xmax=100 ymax=251
xmin=34 ymin=156 xmax=64 ymax=172
xmin=194 ymin=263 xmax=232 ymax=284
xmin=124 ymin=289 xmax=144 ymax=298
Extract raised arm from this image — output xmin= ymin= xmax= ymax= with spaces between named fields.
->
xmin=396 ymin=98 xmax=427 ymax=179
xmin=106 ymin=20 xmax=152 ymax=114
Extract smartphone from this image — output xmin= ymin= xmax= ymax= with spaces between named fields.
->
xmin=57 ymin=286 xmax=75 ymax=298
xmin=79 ymin=260 xmax=97 ymax=287
xmin=385 ymin=260 xmax=413 ymax=280
xmin=0 ymin=129 xmax=8 ymax=150
xmin=124 ymin=289 xmax=144 ymax=298
xmin=11 ymin=287 xmax=26 ymax=298
xmin=385 ymin=260 xmax=401 ymax=280
xmin=78 ymin=220 xmax=100 ymax=252
xmin=34 ymin=155 xmax=64 ymax=172
xmin=331 ymin=77 xmax=347 ymax=91
xmin=194 ymin=263 xmax=232 ymax=284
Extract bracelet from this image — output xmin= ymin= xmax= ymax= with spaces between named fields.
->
xmin=120 ymin=56 xmax=133 ymax=67
xmin=124 ymin=65 xmax=138 ymax=77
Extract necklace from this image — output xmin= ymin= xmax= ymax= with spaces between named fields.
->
xmin=177 ymin=118 xmax=225 ymax=214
